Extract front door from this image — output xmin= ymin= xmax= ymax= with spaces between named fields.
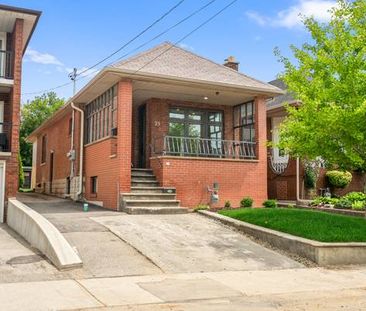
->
xmin=0 ymin=161 xmax=5 ymax=223
xmin=138 ymin=105 xmax=146 ymax=168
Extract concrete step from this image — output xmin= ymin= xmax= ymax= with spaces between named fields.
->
xmin=124 ymin=199 xmax=180 ymax=208
xmin=131 ymin=175 xmax=157 ymax=182
xmin=131 ymin=187 xmax=176 ymax=194
xmin=131 ymin=170 xmax=154 ymax=177
xmin=122 ymin=193 xmax=176 ymax=200
xmin=122 ymin=206 xmax=187 ymax=215
xmin=131 ymin=180 xmax=159 ymax=187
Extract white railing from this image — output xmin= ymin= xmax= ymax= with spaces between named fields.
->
xmin=152 ymin=135 xmax=256 ymax=159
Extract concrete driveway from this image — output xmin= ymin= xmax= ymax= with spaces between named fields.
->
xmin=17 ymin=193 xmax=162 ymax=279
xmin=93 ymin=214 xmax=303 ymax=273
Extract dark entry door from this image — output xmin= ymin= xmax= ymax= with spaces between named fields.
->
xmin=138 ymin=105 xmax=146 ymax=168
xmin=49 ymin=152 xmax=54 ymax=193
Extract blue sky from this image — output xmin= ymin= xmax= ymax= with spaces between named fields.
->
xmin=5 ymin=0 xmax=337 ymax=103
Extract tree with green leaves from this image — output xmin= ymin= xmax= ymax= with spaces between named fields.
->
xmin=275 ymin=0 xmax=366 ymax=172
xmin=20 ymin=92 xmax=64 ymax=166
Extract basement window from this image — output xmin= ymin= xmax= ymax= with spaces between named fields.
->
xmin=90 ymin=176 xmax=98 ymax=194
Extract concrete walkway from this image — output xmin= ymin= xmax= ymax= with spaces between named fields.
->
xmin=1 ymin=267 xmax=366 ymax=310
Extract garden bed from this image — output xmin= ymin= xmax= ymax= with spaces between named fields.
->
xmin=198 ymin=208 xmax=366 ymax=266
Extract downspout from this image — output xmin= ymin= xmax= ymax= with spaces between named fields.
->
xmin=71 ymin=102 xmax=84 ymax=199
xmin=296 ymin=157 xmax=300 ymax=202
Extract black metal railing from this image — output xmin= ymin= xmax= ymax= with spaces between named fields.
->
xmin=0 ymin=50 xmax=13 ymax=79
xmin=0 ymin=121 xmax=12 ymax=152
xmin=152 ymin=135 xmax=256 ymax=159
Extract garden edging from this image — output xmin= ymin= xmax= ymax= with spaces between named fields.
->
xmin=198 ymin=210 xmax=366 ymax=266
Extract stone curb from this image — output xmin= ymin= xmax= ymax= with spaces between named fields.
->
xmin=198 ymin=210 xmax=366 ymax=266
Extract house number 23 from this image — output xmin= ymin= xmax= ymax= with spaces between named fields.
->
xmin=154 ymin=121 xmax=161 ymax=127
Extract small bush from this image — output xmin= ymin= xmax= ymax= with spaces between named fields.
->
xmin=224 ymin=200 xmax=231 ymax=209
xmin=311 ymin=196 xmax=339 ymax=206
xmin=240 ymin=197 xmax=253 ymax=208
xmin=326 ymin=170 xmax=352 ymax=189
xmin=194 ymin=204 xmax=209 ymax=212
xmin=344 ymin=192 xmax=366 ymax=203
xmin=334 ymin=198 xmax=352 ymax=209
xmin=287 ymin=204 xmax=295 ymax=208
xmin=351 ymin=201 xmax=365 ymax=211
xmin=304 ymin=166 xmax=317 ymax=189
xmin=263 ymin=199 xmax=277 ymax=208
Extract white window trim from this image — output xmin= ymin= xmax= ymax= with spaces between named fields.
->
xmin=0 ymin=160 xmax=6 ymax=223
xmin=0 ymin=101 xmax=4 ymax=133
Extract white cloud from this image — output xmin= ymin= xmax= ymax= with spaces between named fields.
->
xmin=246 ymin=0 xmax=337 ymax=29
xmin=178 ymin=43 xmax=194 ymax=51
xmin=25 ymin=48 xmax=63 ymax=66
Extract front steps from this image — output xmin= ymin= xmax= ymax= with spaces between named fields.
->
xmin=120 ymin=168 xmax=187 ymax=215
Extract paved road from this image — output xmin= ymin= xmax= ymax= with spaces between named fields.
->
xmin=93 ymin=214 xmax=303 ymax=273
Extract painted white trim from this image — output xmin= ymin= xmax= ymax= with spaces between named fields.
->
xmin=0 ymin=160 xmax=6 ymax=223
xmin=31 ymin=141 xmax=37 ymax=189
xmin=0 ymin=100 xmax=4 ymax=133
xmin=0 ymin=32 xmax=6 ymax=78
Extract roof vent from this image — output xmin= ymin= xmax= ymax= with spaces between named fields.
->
xmin=223 ymin=56 xmax=239 ymax=71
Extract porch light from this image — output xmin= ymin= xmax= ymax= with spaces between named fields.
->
xmin=203 ymin=96 xmax=208 ymax=100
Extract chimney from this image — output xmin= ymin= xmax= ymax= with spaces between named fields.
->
xmin=223 ymin=56 xmax=239 ymax=71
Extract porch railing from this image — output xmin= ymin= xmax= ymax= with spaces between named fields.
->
xmin=152 ymin=135 xmax=256 ymax=159
xmin=0 ymin=50 xmax=13 ymax=79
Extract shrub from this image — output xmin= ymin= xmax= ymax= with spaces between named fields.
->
xmin=326 ymin=170 xmax=352 ymax=188
xmin=334 ymin=198 xmax=352 ymax=209
xmin=351 ymin=201 xmax=365 ymax=211
xmin=344 ymin=192 xmax=366 ymax=203
xmin=194 ymin=204 xmax=209 ymax=212
xmin=224 ymin=200 xmax=231 ymax=209
xmin=240 ymin=197 xmax=253 ymax=208
xmin=304 ymin=166 xmax=317 ymax=189
xmin=263 ymin=199 xmax=277 ymax=208
xmin=311 ymin=196 xmax=339 ymax=206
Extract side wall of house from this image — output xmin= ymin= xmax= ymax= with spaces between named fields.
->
xmin=34 ymin=110 xmax=81 ymax=198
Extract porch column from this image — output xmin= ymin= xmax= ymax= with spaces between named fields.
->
xmin=254 ymin=96 xmax=267 ymax=161
xmin=117 ymin=80 xmax=133 ymax=193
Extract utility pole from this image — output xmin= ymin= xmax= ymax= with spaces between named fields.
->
xmin=68 ymin=68 xmax=77 ymax=96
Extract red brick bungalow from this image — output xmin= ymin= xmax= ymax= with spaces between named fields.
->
xmin=28 ymin=43 xmax=283 ymax=212
xmin=0 ymin=5 xmax=41 ymax=222
xmin=267 ymin=79 xmax=365 ymax=201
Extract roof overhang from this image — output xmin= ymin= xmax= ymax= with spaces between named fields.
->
xmin=0 ymin=4 xmax=41 ymax=54
xmin=72 ymin=67 xmax=285 ymax=105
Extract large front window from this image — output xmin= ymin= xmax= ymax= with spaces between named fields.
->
xmin=168 ymin=108 xmax=223 ymax=139
xmin=233 ymin=101 xmax=255 ymax=142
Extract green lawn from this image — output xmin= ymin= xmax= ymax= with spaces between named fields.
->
xmin=219 ymin=208 xmax=366 ymax=242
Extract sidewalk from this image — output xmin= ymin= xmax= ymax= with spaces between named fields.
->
xmin=1 ymin=267 xmax=366 ymax=310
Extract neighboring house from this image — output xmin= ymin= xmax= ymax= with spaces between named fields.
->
xmin=266 ymin=79 xmax=364 ymax=201
xmin=28 ymin=42 xmax=283 ymax=211
xmin=0 ymin=5 xmax=41 ymax=222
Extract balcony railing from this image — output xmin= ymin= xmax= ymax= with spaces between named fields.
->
xmin=0 ymin=50 xmax=13 ymax=79
xmin=152 ymin=135 xmax=256 ymax=159
xmin=0 ymin=121 xmax=11 ymax=152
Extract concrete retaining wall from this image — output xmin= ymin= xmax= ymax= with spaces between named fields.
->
xmin=199 ymin=210 xmax=366 ymax=266
xmin=7 ymin=198 xmax=82 ymax=270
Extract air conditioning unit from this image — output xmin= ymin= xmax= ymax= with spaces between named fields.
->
xmin=66 ymin=149 xmax=76 ymax=160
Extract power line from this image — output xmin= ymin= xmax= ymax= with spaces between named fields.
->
xmin=131 ymin=0 xmax=238 ymax=76
xmin=75 ymin=0 xmax=185 ymax=77
xmin=21 ymin=0 xmax=185 ymax=96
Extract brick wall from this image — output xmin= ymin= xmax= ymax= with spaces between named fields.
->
xmin=84 ymin=137 xmax=119 ymax=209
xmin=35 ymin=108 xmax=80 ymax=196
xmin=151 ymin=156 xmax=267 ymax=208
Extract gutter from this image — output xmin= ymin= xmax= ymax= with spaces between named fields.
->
xmin=70 ymin=102 xmax=84 ymax=199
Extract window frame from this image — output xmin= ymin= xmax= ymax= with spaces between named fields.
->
xmin=41 ymin=135 xmax=47 ymax=164
xmin=168 ymin=107 xmax=224 ymax=140
xmin=90 ymin=176 xmax=98 ymax=194
xmin=233 ymin=101 xmax=256 ymax=142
